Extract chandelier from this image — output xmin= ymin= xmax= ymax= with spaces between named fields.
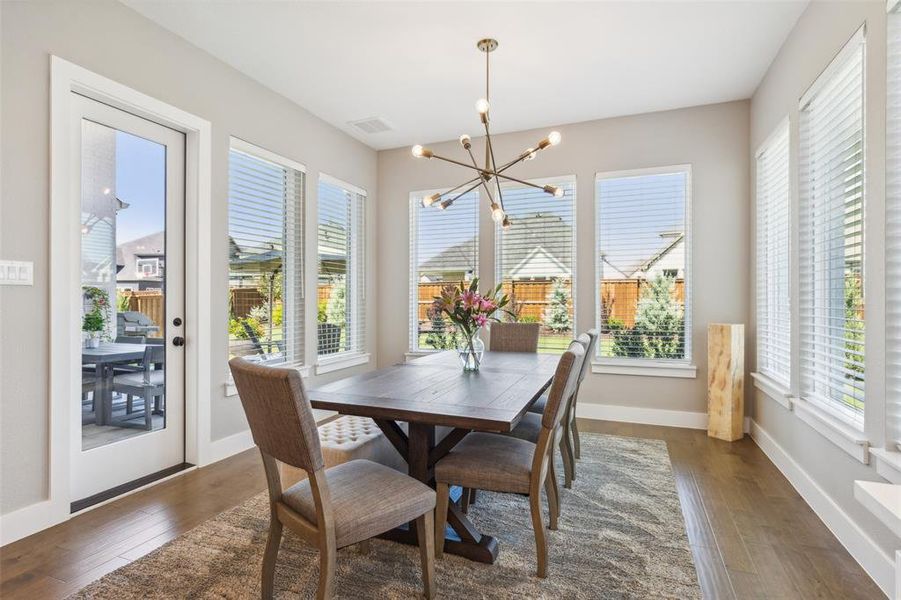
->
xmin=411 ymin=38 xmax=563 ymax=230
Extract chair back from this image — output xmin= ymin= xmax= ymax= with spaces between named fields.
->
xmin=228 ymin=357 xmax=324 ymax=473
xmin=578 ymin=330 xmax=599 ymax=384
xmin=540 ymin=341 xmax=585 ymax=431
xmin=489 ymin=322 xmax=540 ymax=352
xmin=141 ymin=344 xmax=166 ymax=384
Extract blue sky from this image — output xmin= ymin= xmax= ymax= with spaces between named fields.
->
xmin=115 ymin=130 xmax=166 ymax=245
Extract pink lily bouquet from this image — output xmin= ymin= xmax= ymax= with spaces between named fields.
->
xmin=432 ymin=278 xmax=510 ymax=371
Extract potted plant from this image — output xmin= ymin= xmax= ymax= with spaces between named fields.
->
xmin=82 ymin=286 xmax=110 ymax=348
xmin=431 ymin=278 xmax=509 ymax=371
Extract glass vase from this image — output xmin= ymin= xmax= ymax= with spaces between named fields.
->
xmin=455 ymin=326 xmax=484 ymax=372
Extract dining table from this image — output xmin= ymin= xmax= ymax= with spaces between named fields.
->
xmin=306 ymin=350 xmax=560 ymax=564
xmin=82 ymin=342 xmax=150 ymax=426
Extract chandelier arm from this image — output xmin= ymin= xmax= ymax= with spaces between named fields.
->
xmin=493 ymin=172 xmax=552 ymax=192
xmin=481 ymin=123 xmax=505 ymax=210
xmin=430 ymin=152 xmax=491 ymax=175
xmin=464 ymin=146 xmax=497 ymax=205
xmin=448 ymin=179 xmax=485 ymax=204
xmin=437 ymin=175 xmax=483 ymax=200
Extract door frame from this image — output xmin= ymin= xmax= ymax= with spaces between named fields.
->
xmin=48 ymin=57 xmax=213 ymax=526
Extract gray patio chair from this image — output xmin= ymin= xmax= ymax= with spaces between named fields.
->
xmin=111 ymin=345 xmax=165 ymax=430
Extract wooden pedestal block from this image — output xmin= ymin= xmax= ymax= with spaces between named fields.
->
xmin=707 ymin=323 xmax=745 ymax=441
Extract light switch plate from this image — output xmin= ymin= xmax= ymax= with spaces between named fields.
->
xmin=0 ymin=260 xmax=34 ymax=286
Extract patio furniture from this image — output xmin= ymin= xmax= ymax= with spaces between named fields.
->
xmin=229 ymin=358 xmax=437 ymax=599
xmin=433 ymin=341 xmax=585 ymax=577
xmin=82 ymin=342 xmax=151 ymax=425
xmin=111 ymin=345 xmax=165 ymax=430
xmin=488 ymin=322 xmax=540 ymax=352
xmin=117 ymin=311 xmax=160 ymax=339
xmin=317 ymin=323 xmax=341 ymax=355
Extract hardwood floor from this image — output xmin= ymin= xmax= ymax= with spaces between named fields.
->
xmin=0 ymin=421 xmax=885 ymax=599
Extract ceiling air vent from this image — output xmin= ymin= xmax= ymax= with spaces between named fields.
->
xmin=349 ymin=117 xmax=393 ymax=134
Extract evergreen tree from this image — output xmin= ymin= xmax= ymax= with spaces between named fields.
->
xmin=542 ymin=278 xmax=572 ymax=333
xmin=634 ymin=274 xmax=684 ymax=358
xmin=845 ymin=273 xmax=864 ymax=380
xmin=326 ymin=275 xmax=347 ymax=328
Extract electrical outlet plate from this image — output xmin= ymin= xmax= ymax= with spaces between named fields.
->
xmin=0 ymin=260 xmax=34 ymax=286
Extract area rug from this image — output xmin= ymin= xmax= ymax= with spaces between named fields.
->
xmin=70 ymin=433 xmax=700 ymax=599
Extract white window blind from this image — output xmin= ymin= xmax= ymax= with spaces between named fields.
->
xmin=227 ymin=141 xmax=305 ymax=368
xmin=317 ymin=176 xmax=366 ymax=358
xmin=756 ymin=122 xmax=792 ymax=386
xmin=887 ymin=2 xmax=901 ymax=445
xmin=799 ymin=28 xmax=866 ymax=424
xmin=596 ymin=167 xmax=691 ymax=362
xmin=495 ymin=177 xmax=576 ymax=353
xmin=409 ymin=189 xmax=479 ymax=352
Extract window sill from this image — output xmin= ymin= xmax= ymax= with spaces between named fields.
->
xmin=404 ymin=350 xmax=435 ymax=362
xmin=224 ymin=364 xmax=311 ymax=397
xmin=751 ymin=372 xmax=793 ymax=410
xmin=869 ymin=448 xmax=901 ymax=484
xmin=591 ymin=359 xmax=696 ymax=379
xmin=315 ymin=352 xmax=370 ymax=375
xmin=854 ymin=480 xmax=901 ymax=538
xmin=792 ymin=397 xmax=869 ymax=464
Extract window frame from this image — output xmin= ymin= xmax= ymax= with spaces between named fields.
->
xmin=315 ymin=172 xmax=369 ymax=373
xmin=593 ymin=164 xmax=695 ymax=378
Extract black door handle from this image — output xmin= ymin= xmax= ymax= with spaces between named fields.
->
xmin=172 ymin=336 xmax=185 ymax=347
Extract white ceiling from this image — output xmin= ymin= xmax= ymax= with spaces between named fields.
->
xmin=124 ymin=1 xmax=807 ymax=151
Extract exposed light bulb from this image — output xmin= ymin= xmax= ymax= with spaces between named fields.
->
xmin=412 ymin=145 xmax=424 ymax=158
xmin=553 ymin=187 xmax=564 ymax=199
xmin=491 ymin=203 xmax=505 ymax=224
xmin=475 ymin=98 xmax=490 ymax=114
xmin=548 ymin=131 xmax=562 ymax=146
xmin=459 ymin=134 xmax=472 ymax=150
xmin=422 ymin=193 xmax=440 ymax=207
xmin=102 ymin=187 xmax=111 ymax=195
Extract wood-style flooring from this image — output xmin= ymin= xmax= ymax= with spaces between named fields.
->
xmin=0 ymin=421 xmax=886 ymax=599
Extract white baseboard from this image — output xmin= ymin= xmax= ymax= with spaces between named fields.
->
xmin=205 ymin=429 xmax=255 ymax=465
xmin=750 ymin=420 xmax=893 ymax=598
xmin=0 ymin=500 xmax=63 ymax=546
xmin=577 ymin=403 xmax=751 ymax=433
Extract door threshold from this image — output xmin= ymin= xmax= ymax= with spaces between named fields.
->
xmin=71 ymin=462 xmax=194 ymax=514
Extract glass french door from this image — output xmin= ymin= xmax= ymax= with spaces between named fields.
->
xmin=71 ymin=93 xmax=186 ymax=505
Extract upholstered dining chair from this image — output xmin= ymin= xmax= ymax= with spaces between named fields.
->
xmin=229 ymin=358 xmax=437 ymax=600
xmin=432 ymin=341 xmax=585 ymax=578
xmin=525 ymin=329 xmax=599 ymax=487
xmin=488 ymin=322 xmax=540 ymax=352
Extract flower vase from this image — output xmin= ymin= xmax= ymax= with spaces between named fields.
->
xmin=456 ymin=327 xmax=484 ymax=372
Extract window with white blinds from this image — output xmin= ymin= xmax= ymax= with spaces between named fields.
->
xmin=227 ymin=140 xmax=305 ymax=368
xmin=798 ymin=28 xmax=866 ymax=424
xmin=317 ymin=175 xmax=367 ymax=358
xmin=409 ymin=189 xmax=479 ymax=352
xmin=596 ymin=166 xmax=691 ymax=362
xmin=756 ymin=121 xmax=792 ymax=386
xmin=887 ymin=2 xmax=901 ymax=445
xmin=495 ymin=177 xmax=576 ymax=353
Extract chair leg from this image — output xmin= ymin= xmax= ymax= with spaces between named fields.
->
xmin=144 ymin=389 xmax=153 ymax=430
xmin=434 ymin=483 xmax=449 ymax=558
xmin=560 ymin=424 xmax=575 ymax=489
xmin=261 ymin=518 xmax=283 ymax=599
xmin=317 ymin=534 xmax=336 ymax=600
xmin=415 ymin=512 xmax=436 ymax=599
xmin=548 ymin=456 xmax=561 ymax=525
xmin=460 ymin=487 xmax=470 ymax=513
xmin=571 ymin=417 xmax=581 ymax=460
xmin=469 ymin=488 xmax=478 ymax=506
xmin=529 ymin=492 xmax=548 ymax=578
xmin=126 ymin=395 xmax=134 ymax=414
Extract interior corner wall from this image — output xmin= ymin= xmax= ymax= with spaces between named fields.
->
xmin=748 ymin=0 xmax=898 ymax=574
xmin=377 ymin=100 xmax=750 ymax=419
xmin=0 ymin=0 xmax=377 ymax=515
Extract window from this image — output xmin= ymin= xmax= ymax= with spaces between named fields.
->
xmin=227 ymin=139 xmax=305 ymax=368
xmin=409 ymin=189 xmax=479 ymax=352
xmin=596 ymin=166 xmax=691 ymax=363
xmin=888 ymin=2 xmax=901 ymax=445
xmin=495 ymin=176 xmax=576 ymax=353
xmin=755 ymin=121 xmax=791 ymax=387
xmin=798 ymin=28 xmax=865 ymax=424
xmin=317 ymin=175 xmax=367 ymax=360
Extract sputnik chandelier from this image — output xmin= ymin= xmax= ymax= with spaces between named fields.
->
xmin=411 ymin=38 xmax=563 ymax=230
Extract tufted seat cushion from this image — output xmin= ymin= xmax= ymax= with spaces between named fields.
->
xmin=434 ymin=433 xmax=536 ymax=494
xmin=526 ymin=391 xmax=548 ymax=415
xmin=282 ymin=459 xmax=435 ymax=548
xmin=502 ymin=412 xmax=542 ymax=443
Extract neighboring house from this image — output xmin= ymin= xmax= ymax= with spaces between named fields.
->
xmin=601 ymin=232 xmax=685 ymax=281
xmin=116 ymin=231 xmax=165 ymax=290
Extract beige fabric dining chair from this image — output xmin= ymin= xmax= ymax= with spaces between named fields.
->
xmin=229 ymin=358 xmax=437 ymax=600
xmin=432 ymin=341 xmax=585 ymax=578
xmin=488 ymin=322 xmax=540 ymax=352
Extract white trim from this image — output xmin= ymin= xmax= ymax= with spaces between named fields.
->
xmin=0 ymin=501 xmax=59 ymax=546
xmin=754 ymin=115 xmax=791 ymax=159
xmin=591 ymin=359 xmax=696 ymax=379
xmin=46 ymin=57 xmax=213 ymax=541
xmin=404 ymin=351 xmax=433 ymax=362
xmin=206 ymin=430 xmax=256 ymax=465
xmin=799 ymin=26 xmax=866 ymax=109
xmin=751 ymin=372 xmax=793 ymax=410
xmin=315 ymin=352 xmax=371 ymax=375
xmin=319 ymin=172 xmax=367 ymax=197
xmin=870 ymin=449 xmax=901 ymax=484
xmin=230 ymin=137 xmax=306 ymax=173
xmin=855 ymin=480 xmax=901 ymax=539
xmin=576 ymin=403 xmax=750 ymax=432
xmin=750 ymin=421 xmax=893 ymax=597
xmin=792 ymin=399 xmax=869 ymax=464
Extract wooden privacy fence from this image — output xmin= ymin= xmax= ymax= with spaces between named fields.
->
xmin=122 ymin=290 xmax=164 ymax=329
xmin=601 ymin=279 xmax=684 ymax=328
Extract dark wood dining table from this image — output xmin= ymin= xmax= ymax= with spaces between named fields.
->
xmin=82 ymin=342 xmax=149 ymax=425
xmin=307 ymin=350 xmax=560 ymax=563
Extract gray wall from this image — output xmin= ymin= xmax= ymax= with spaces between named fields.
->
xmin=377 ymin=100 xmax=750 ymax=415
xmin=749 ymin=0 xmax=896 ymax=558
xmin=0 ymin=0 xmax=378 ymax=514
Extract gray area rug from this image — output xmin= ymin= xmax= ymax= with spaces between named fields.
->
xmin=71 ymin=433 xmax=700 ymax=599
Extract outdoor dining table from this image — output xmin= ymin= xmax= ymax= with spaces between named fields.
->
xmin=82 ymin=342 xmax=149 ymax=426
xmin=307 ymin=350 xmax=560 ymax=564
